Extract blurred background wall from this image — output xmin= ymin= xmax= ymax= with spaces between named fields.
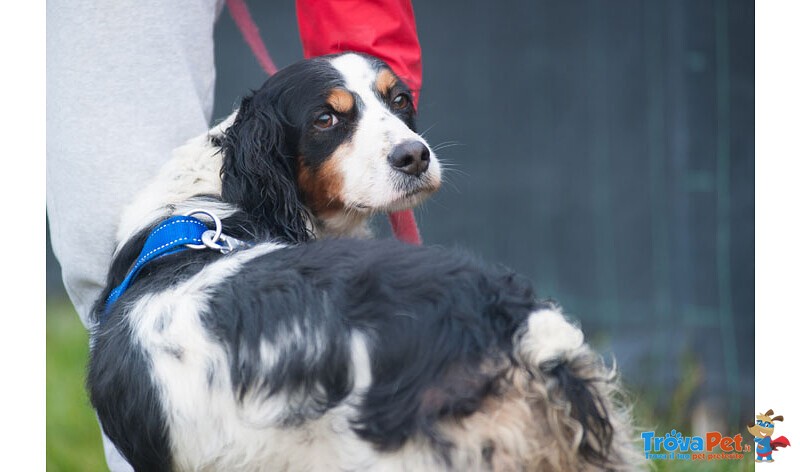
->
xmin=47 ymin=0 xmax=753 ymax=438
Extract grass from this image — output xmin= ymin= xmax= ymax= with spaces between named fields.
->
xmin=46 ymin=299 xmax=105 ymax=471
xmin=46 ymin=298 xmax=754 ymax=471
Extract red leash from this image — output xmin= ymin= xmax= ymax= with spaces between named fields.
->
xmin=226 ymin=0 xmax=278 ymax=75
xmin=225 ymin=0 xmax=422 ymax=245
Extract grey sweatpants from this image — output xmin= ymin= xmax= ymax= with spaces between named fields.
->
xmin=47 ymin=1 xmax=224 ymax=469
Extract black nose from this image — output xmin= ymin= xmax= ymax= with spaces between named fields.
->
xmin=388 ymin=140 xmax=430 ymax=177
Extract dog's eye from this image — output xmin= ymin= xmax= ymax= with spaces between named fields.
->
xmin=314 ymin=112 xmax=338 ymax=129
xmin=391 ymin=93 xmax=411 ymax=110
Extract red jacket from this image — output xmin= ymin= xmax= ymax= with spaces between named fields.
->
xmin=295 ymin=0 xmax=422 ymax=106
xmin=296 ymin=0 xmax=423 ymax=244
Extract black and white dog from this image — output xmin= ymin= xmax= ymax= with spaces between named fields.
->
xmin=88 ymin=53 xmax=640 ymax=471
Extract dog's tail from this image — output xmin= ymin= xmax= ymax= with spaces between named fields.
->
xmin=511 ymin=307 xmax=643 ymax=471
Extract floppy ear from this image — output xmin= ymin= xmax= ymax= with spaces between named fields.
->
xmin=772 ymin=415 xmax=784 ymax=422
xmin=219 ymin=94 xmax=312 ymax=243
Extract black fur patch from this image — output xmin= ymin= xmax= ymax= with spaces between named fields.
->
xmin=88 ymin=315 xmax=172 ymax=472
xmin=549 ymin=360 xmax=615 ymax=467
xmin=200 ymin=238 xmax=543 ymax=450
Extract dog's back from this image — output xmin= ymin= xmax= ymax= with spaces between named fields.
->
xmin=89 ymin=238 xmax=639 ymax=471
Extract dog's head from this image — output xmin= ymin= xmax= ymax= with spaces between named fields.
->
xmin=218 ymin=53 xmax=441 ymax=242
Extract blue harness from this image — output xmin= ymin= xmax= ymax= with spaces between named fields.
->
xmin=102 ymin=210 xmax=249 ymax=320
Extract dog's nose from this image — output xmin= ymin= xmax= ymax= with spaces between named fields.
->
xmin=388 ymin=141 xmax=430 ymax=177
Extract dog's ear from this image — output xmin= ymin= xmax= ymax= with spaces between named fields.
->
xmin=220 ymin=94 xmax=312 ymax=243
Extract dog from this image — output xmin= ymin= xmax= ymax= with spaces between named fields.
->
xmin=88 ymin=52 xmax=641 ymax=471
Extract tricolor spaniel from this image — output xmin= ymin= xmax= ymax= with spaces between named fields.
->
xmin=88 ymin=53 xmax=640 ymax=471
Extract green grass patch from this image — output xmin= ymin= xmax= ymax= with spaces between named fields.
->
xmin=46 ymin=299 xmax=106 ymax=472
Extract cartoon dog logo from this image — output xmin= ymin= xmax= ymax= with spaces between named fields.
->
xmin=747 ymin=409 xmax=791 ymax=463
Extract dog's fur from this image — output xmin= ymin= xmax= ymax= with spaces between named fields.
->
xmin=88 ymin=53 xmax=641 ymax=471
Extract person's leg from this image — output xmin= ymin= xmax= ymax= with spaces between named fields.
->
xmin=47 ymin=0 xmax=223 ymax=469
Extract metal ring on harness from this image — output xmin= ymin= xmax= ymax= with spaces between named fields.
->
xmin=183 ymin=209 xmax=222 ymax=249
xmin=202 ymin=230 xmax=230 ymax=252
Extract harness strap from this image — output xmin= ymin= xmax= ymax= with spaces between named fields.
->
xmin=103 ymin=216 xmax=208 ymax=317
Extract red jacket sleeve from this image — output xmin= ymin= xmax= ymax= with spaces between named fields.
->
xmin=295 ymin=0 xmax=423 ymax=106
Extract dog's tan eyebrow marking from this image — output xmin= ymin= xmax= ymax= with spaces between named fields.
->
xmin=326 ymin=88 xmax=355 ymax=114
xmin=375 ymin=68 xmax=398 ymax=96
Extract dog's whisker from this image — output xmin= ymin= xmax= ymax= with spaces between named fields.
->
xmin=441 ymin=180 xmax=463 ymax=195
xmin=431 ymin=141 xmax=464 ymax=152
xmin=418 ymin=122 xmax=438 ymax=138
xmin=431 ymin=140 xmax=461 ymax=147
xmin=438 ymin=166 xmax=469 ymax=179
